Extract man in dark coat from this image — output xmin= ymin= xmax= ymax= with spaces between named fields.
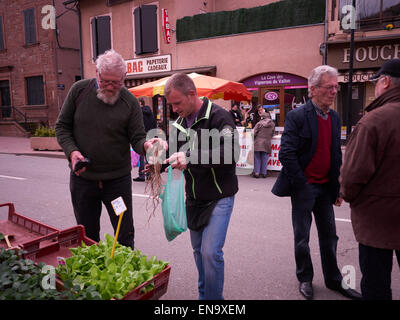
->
xmin=340 ymin=59 xmax=400 ymax=300
xmin=272 ymin=65 xmax=361 ymax=300
xmin=133 ymin=98 xmax=157 ymax=181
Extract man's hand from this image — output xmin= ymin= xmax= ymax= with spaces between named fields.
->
xmin=144 ymin=138 xmax=168 ymax=153
xmin=143 ymin=138 xmax=168 ymax=167
xmin=334 ymin=197 xmax=343 ymax=207
xmin=70 ymin=150 xmax=86 ymax=176
xmin=165 ymin=152 xmax=187 ymax=171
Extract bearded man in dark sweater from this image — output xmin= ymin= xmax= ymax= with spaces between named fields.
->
xmin=272 ymin=65 xmax=361 ymax=300
xmin=55 ymin=50 xmax=165 ymax=249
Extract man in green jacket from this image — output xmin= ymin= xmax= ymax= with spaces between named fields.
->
xmin=163 ymin=73 xmax=239 ymax=300
xmin=55 ymin=49 xmax=165 ymax=249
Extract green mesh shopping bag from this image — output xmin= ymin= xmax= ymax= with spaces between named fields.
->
xmin=160 ymin=166 xmax=187 ymax=241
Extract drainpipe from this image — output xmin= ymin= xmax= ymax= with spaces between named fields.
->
xmin=322 ymin=0 xmax=329 ymax=65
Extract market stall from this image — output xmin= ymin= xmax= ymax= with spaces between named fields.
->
xmin=129 ymin=72 xmax=252 ymax=134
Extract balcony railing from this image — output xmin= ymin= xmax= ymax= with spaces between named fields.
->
xmin=1 ymin=105 xmax=27 ymax=123
xmin=358 ymin=14 xmax=400 ymax=31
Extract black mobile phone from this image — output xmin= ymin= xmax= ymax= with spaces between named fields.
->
xmin=74 ymin=157 xmax=90 ymax=172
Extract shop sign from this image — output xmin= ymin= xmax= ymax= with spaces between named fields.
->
xmin=343 ymin=44 xmax=400 ymax=63
xmin=338 ymin=71 xmax=376 ymax=83
xmin=243 ymin=72 xmax=308 ymax=87
xmin=265 ymin=91 xmax=279 ymax=101
xmin=125 ymin=54 xmax=171 ymax=76
xmin=327 ymin=39 xmax=400 ymax=70
xmin=162 ymin=9 xmax=171 ymax=44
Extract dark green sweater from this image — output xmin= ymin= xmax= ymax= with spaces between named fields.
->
xmin=55 ymin=79 xmax=146 ymax=180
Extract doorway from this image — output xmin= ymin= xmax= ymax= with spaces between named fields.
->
xmin=340 ymin=83 xmax=365 ymax=129
xmin=0 ymin=80 xmax=11 ymax=118
xmin=259 ymin=87 xmax=283 ymax=126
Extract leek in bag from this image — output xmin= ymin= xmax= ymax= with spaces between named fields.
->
xmin=160 ymin=166 xmax=187 ymax=241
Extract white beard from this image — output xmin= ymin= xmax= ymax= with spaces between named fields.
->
xmin=97 ymin=88 xmax=121 ymax=105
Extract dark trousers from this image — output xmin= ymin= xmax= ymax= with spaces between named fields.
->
xmin=291 ymin=182 xmax=342 ymax=287
xmin=70 ymin=173 xmax=134 ymax=249
xmin=359 ymin=243 xmax=400 ymax=300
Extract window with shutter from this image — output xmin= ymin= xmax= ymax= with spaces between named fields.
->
xmin=91 ymin=16 xmax=111 ymax=60
xmin=134 ymin=5 xmax=158 ymax=55
xmin=24 ymin=8 xmax=36 ymax=45
xmin=0 ymin=16 xmax=4 ymax=50
xmin=26 ymin=76 xmax=45 ymax=105
xmin=106 ymin=0 xmax=132 ymax=6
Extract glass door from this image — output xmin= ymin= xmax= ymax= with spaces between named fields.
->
xmin=259 ymin=87 xmax=283 ymax=126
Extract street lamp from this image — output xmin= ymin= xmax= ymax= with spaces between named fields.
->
xmin=346 ymin=0 xmax=356 ymax=141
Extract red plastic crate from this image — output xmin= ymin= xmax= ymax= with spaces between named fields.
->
xmin=0 ymin=203 xmax=59 ymax=250
xmin=20 ymin=225 xmax=171 ymax=300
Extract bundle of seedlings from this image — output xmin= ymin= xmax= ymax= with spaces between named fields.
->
xmin=144 ymin=141 xmax=166 ymax=219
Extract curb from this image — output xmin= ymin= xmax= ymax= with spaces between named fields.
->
xmin=0 ymin=152 xmax=66 ymax=159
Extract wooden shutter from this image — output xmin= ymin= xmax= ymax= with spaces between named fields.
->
xmin=97 ymin=16 xmax=111 ymax=56
xmin=24 ymin=8 xmax=36 ymax=45
xmin=106 ymin=0 xmax=132 ymax=6
xmin=91 ymin=16 xmax=111 ymax=60
xmin=134 ymin=5 xmax=158 ymax=55
xmin=141 ymin=5 xmax=158 ymax=53
xmin=133 ymin=7 xmax=142 ymax=55
xmin=0 ymin=16 xmax=4 ymax=50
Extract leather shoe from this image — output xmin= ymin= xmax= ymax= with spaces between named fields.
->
xmin=133 ymin=177 xmax=145 ymax=182
xmin=299 ymin=282 xmax=313 ymax=300
xmin=328 ymin=285 xmax=362 ymax=300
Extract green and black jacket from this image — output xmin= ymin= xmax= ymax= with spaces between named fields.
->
xmin=170 ymin=98 xmax=239 ymax=202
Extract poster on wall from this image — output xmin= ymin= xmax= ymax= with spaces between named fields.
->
xmin=236 ymin=127 xmax=254 ymax=174
xmin=267 ymin=137 xmax=282 ymax=171
xmin=236 ymin=129 xmax=282 ymax=173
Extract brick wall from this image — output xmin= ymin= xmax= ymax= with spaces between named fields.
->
xmin=0 ymin=0 xmax=80 ymax=135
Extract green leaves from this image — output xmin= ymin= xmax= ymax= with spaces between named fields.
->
xmin=0 ymin=248 xmax=101 ymax=300
xmin=56 ymin=234 xmax=168 ymax=300
xmin=33 ymin=125 xmax=56 ymax=137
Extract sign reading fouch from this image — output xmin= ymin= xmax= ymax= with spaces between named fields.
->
xmin=126 ymin=54 xmax=171 ymax=76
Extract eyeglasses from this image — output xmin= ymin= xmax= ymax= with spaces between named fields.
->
xmin=98 ymin=73 xmax=123 ymax=87
xmin=370 ymin=75 xmax=387 ymax=83
xmin=317 ymin=85 xmax=339 ymax=91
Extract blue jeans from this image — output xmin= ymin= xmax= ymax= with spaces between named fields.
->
xmin=189 ymin=196 xmax=235 ymax=300
xmin=254 ymin=151 xmax=269 ymax=175
xmin=291 ymin=182 xmax=342 ymax=287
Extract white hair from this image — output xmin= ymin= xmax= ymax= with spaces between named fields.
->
xmin=96 ymin=49 xmax=127 ymax=76
xmin=308 ymin=65 xmax=338 ymax=98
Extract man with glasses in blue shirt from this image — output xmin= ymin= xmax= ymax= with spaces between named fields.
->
xmin=272 ymin=65 xmax=362 ymax=300
xmin=56 ymin=49 xmax=166 ymax=249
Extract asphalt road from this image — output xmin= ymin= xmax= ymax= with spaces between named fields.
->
xmin=0 ymin=153 xmax=399 ymax=300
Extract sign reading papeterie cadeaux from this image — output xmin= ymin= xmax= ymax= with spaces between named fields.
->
xmin=125 ymin=54 xmax=171 ymax=76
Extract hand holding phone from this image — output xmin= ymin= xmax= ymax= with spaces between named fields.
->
xmin=74 ymin=157 xmax=90 ymax=173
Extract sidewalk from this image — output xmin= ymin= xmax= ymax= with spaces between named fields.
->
xmin=0 ymin=136 xmax=66 ymax=159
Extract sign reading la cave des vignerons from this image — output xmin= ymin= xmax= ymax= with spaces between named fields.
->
xmin=125 ymin=54 xmax=171 ymax=76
